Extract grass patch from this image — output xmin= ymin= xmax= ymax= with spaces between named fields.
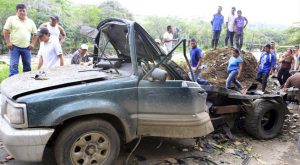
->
xmin=0 ymin=64 xmax=9 ymax=83
xmin=0 ymin=64 xmax=24 ymax=83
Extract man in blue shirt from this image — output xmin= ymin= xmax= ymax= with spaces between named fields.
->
xmin=190 ymin=38 xmax=203 ymax=80
xmin=211 ymin=6 xmax=224 ymax=50
xmin=256 ymin=44 xmax=276 ymax=92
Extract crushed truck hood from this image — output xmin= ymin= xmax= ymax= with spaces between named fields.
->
xmin=1 ymin=65 xmax=109 ymax=99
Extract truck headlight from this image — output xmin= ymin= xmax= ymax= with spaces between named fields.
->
xmin=6 ymin=103 xmax=25 ymax=124
xmin=1 ymin=95 xmax=27 ymax=128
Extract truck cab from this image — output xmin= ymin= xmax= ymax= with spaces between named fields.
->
xmin=0 ymin=19 xmax=213 ymax=164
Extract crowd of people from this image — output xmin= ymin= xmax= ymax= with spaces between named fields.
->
xmin=160 ymin=6 xmax=298 ymax=93
xmin=211 ymin=6 xmax=248 ymax=50
xmin=3 ymin=4 xmax=300 ymax=93
xmin=2 ymin=4 xmax=91 ymax=77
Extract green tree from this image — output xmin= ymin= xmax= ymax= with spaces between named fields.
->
xmin=0 ymin=0 xmax=19 ymax=53
xmin=99 ymin=0 xmax=133 ymax=20
xmin=284 ymin=22 xmax=300 ymax=45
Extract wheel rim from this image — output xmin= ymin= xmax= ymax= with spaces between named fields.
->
xmin=261 ymin=109 xmax=277 ymax=131
xmin=70 ymin=132 xmax=111 ymax=165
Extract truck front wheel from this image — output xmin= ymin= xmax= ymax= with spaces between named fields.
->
xmin=54 ymin=119 xmax=120 ymax=165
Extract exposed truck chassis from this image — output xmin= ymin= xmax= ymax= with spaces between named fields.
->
xmin=202 ymin=85 xmax=288 ymax=139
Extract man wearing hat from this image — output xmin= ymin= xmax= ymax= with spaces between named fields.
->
xmin=40 ymin=14 xmax=66 ymax=45
xmin=71 ymin=44 xmax=91 ymax=65
xmin=37 ymin=28 xmax=64 ymax=69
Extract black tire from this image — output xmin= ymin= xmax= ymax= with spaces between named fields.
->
xmin=245 ymin=99 xmax=285 ymax=139
xmin=54 ymin=119 xmax=120 ymax=165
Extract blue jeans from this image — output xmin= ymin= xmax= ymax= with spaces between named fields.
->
xmin=9 ymin=45 xmax=32 ymax=77
xmin=226 ymin=70 xmax=243 ymax=89
xmin=192 ymin=68 xmax=201 ymax=81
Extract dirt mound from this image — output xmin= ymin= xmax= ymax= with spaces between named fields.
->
xmin=201 ymin=48 xmax=257 ymax=86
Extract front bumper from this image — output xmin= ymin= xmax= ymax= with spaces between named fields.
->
xmin=0 ymin=116 xmax=54 ymax=162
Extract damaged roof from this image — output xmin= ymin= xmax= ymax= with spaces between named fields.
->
xmin=96 ymin=18 xmax=164 ymax=62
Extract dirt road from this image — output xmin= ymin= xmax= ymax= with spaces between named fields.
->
xmin=1 ymin=113 xmax=299 ymax=165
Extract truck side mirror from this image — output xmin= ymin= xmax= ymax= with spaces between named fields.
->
xmin=150 ymin=68 xmax=167 ymax=82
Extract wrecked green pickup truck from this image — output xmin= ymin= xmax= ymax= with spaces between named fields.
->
xmin=0 ymin=19 xmax=214 ymax=164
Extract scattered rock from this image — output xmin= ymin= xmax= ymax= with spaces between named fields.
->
xmin=182 ymin=148 xmax=189 ymax=152
xmin=290 ymin=125 xmax=297 ymax=129
xmin=193 ymin=144 xmax=203 ymax=151
xmin=225 ymin=148 xmax=235 ymax=154
xmin=234 ymin=141 xmax=242 ymax=146
xmin=211 ymin=142 xmax=224 ymax=150
xmin=256 ymin=158 xmax=266 ymax=165
xmin=164 ymin=158 xmax=177 ymax=164
xmin=5 ymin=155 xmax=13 ymax=160
xmin=220 ymin=160 xmax=231 ymax=164
xmin=245 ymin=146 xmax=253 ymax=152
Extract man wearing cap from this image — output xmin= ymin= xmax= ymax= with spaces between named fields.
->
xmin=3 ymin=4 xmax=38 ymax=76
xmin=71 ymin=44 xmax=91 ymax=65
xmin=40 ymin=14 xmax=66 ymax=45
xmin=37 ymin=28 xmax=64 ymax=69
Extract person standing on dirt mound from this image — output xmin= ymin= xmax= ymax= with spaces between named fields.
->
xmin=277 ymin=49 xmax=294 ymax=87
xmin=221 ymin=49 xmax=246 ymax=93
xmin=189 ymin=38 xmax=203 ymax=81
xmin=256 ymin=44 xmax=276 ymax=92
xmin=225 ymin=7 xmax=236 ymax=49
xmin=234 ymin=10 xmax=248 ymax=50
xmin=211 ymin=6 xmax=224 ymax=50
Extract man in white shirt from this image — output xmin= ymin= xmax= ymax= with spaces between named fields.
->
xmin=155 ymin=38 xmax=168 ymax=53
xmin=39 ymin=14 xmax=66 ymax=45
xmin=163 ymin=25 xmax=177 ymax=53
xmin=225 ymin=7 xmax=236 ymax=48
xmin=37 ymin=28 xmax=64 ymax=69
